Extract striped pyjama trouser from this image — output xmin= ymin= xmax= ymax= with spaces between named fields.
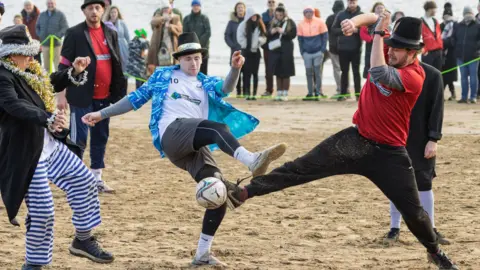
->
xmin=25 ymin=143 xmax=101 ymax=265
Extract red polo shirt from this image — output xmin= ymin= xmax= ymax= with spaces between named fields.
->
xmin=353 ymin=39 xmax=425 ymax=147
xmin=89 ymin=26 xmax=112 ymax=99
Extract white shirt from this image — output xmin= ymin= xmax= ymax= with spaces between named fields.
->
xmin=40 ymin=129 xmax=60 ymax=161
xmin=423 ymin=16 xmax=435 ymax=32
xmin=158 ymin=70 xmax=209 ymax=137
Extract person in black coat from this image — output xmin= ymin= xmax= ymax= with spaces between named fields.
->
xmin=332 ymin=0 xmax=363 ymax=101
xmin=447 ymin=6 xmax=480 ymax=103
xmin=440 ymin=4 xmax=458 ymax=100
xmin=383 ymin=62 xmax=450 ymax=246
xmin=325 ymin=0 xmax=345 ymax=95
xmin=56 ymin=0 xmax=126 ymax=193
xmin=0 ymin=24 xmax=113 ymax=270
xmin=267 ymin=4 xmax=296 ymax=101
xmin=224 ymin=2 xmax=245 ymax=97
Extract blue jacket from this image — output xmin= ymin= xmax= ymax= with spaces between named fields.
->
xmin=127 ymin=66 xmax=259 ymax=157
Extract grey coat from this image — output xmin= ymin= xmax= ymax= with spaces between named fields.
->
xmin=113 ymin=19 xmax=130 ymax=72
xmin=35 ymin=9 xmax=68 ymax=47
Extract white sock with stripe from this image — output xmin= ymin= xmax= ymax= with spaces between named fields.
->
xmin=195 ymin=233 xmax=214 ymax=260
xmin=91 ymin=169 xmax=102 ymax=182
xmin=234 ymin=146 xmax=257 ymax=167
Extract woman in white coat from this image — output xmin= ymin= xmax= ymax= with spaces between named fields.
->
xmin=237 ymin=7 xmax=267 ymax=100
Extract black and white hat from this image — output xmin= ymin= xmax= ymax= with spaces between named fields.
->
xmin=0 ymin=25 xmax=40 ymax=58
xmin=172 ymin=32 xmax=208 ymax=59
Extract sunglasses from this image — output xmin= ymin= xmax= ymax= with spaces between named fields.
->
xmin=268 ymin=1 xmax=275 ymax=3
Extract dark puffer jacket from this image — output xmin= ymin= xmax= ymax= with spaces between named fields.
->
xmin=326 ymin=0 xmax=345 ymax=54
xmin=224 ymin=12 xmax=244 ymax=53
xmin=448 ymin=19 xmax=480 ymax=62
xmin=331 ymin=6 xmax=363 ymax=52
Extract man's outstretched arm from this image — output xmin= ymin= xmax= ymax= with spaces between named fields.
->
xmin=221 ymin=51 xmax=245 ymax=94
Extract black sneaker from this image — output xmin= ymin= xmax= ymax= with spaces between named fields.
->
xmin=458 ymin=99 xmax=468 ymax=104
xmin=427 ymin=250 xmax=459 ymax=269
xmin=303 ymin=94 xmax=315 ymax=101
xmin=337 ymin=96 xmax=347 ymax=102
xmin=434 ymin=229 xmax=451 ymax=245
xmin=214 ymin=173 xmax=247 ymax=209
xmin=21 ymin=264 xmax=42 ymax=270
xmin=383 ymin=228 xmax=400 ymax=246
xmin=317 ymin=93 xmax=327 ymax=99
xmin=69 ymin=237 xmax=114 ymax=263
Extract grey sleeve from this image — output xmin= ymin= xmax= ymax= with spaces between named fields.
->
xmin=221 ymin=67 xmax=241 ymax=94
xmin=100 ymin=96 xmax=134 ymax=119
xmin=369 ymin=65 xmax=405 ymax=91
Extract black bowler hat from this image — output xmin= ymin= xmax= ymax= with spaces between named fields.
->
xmin=81 ymin=0 xmax=106 ymax=10
xmin=385 ymin=17 xmax=424 ymax=51
xmin=0 ymin=25 xmax=40 ymax=58
xmin=172 ymin=32 xmax=208 ymax=59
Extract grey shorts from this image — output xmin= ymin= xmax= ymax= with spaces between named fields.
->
xmin=161 ymin=118 xmax=218 ymax=178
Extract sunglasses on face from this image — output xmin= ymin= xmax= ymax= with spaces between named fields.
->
xmin=268 ymin=1 xmax=275 ymax=3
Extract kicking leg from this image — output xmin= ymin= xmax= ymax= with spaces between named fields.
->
xmin=226 ymin=127 xmax=372 ymax=207
xmin=47 ymin=143 xmax=114 ymax=264
xmin=191 ymin=165 xmax=228 ymax=267
xmin=193 ymin=120 xmax=286 ymax=177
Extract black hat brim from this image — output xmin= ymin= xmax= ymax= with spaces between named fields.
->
xmin=81 ymin=1 xmax=106 ymax=10
xmin=384 ymin=38 xmax=424 ymax=51
xmin=172 ymin=48 xmax=208 ymax=60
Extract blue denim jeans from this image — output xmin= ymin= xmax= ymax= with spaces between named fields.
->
xmin=457 ymin=59 xmax=479 ymax=100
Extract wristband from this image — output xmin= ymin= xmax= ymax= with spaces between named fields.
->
xmin=67 ymin=67 xmax=88 ymax=86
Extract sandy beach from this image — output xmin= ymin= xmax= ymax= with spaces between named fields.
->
xmin=1 ymin=84 xmax=479 ymax=270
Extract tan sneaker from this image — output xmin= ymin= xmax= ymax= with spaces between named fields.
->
xmin=191 ymin=252 xmax=227 ymax=268
xmin=248 ymin=143 xmax=287 ymax=177
xmin=97 ymin=181 xmax=115 ymax=194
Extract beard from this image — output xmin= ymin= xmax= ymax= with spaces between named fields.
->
xmin=389 ymin=54 xmax=409 ymax=68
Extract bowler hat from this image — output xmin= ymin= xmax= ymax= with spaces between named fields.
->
xmin=385 ymin=17 xmax=424 ymax=50
xmin=81 ymin=0 xmax=106 ymax=10
xmin=172 ymin=32 xmax=208 ymax=59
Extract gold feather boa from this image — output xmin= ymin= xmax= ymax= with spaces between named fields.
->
xmin=0 ymin=58 xmax=55 ymax=113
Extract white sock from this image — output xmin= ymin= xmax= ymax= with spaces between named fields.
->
xmin=276 ymin=90 xmax=283 ymax=97
xmin=283 ymin=90 xmax=288 ymax=96
xmin=419 ymin=190 xmax=435 ymax=228
xmin=389 ymin=201 xmax=402 ymax=229
xmin=91 ymin=169 xmax=102 ymax=182
xmin=195 ymin=233 xmax=214 ymax=259
xmin=234 ymin=146 xmax=257 ymax=167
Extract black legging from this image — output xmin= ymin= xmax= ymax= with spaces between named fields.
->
xmin=195 ymin=165 xmax=227 ymax=236
xmin=193 ymin=120 xmax=241 ymax=157
xmin=243 ymin=51 xmax=261 ymax=96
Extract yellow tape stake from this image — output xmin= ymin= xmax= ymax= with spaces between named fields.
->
xmin=49 ymin=35 xmax=54 ymax=74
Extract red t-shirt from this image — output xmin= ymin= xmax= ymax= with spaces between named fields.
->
xmin=353 ymin=41 xmax=425 ymax=147
xmin=89 ymin=27 xmax=112 ymax=99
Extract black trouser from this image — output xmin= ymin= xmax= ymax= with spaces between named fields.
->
xmin=422 ymin=50 xmax=443 ymax=71
xmin=444 ymin=81 xmax=455 ymax=98
xmin=242 ymin=51 xmax=261 ymax=97
xmin=263 ymin=48 xmax=274 ymax=93
xmin=201 ymin=56 xmax=209 ymax=75
xmin=245 ymin=127 xmax=438 ymax=253
xmin=339 ymin=51 xmax=361 ymax=95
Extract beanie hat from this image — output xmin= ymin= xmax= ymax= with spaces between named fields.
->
xmin=423 ymin=1 xmax=437 ymax=11
xmin=191 ymin=0 xmax=201 ymax=6
xmin=443 ymin=7 xmax=453 ymax=17
xmin=463 ymin=6 xmax=474 ymax=16
xmin=134 ymin=28 xmax=147 ymax=39
xmin=444 ymin=2 xmax=452 ymax=10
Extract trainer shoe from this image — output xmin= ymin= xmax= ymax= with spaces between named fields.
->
xmin=303 ymin=94 xmax=315 ymax=101
xmin=192 ymin=252 xmax=227 ymax=268
xmin=383 ymin=228 xmax=400 ymax=246
xmin=469 ymin=98 xmax=477 ymax=104
xmin=21 ymin=264 xmax=42 ymax=270
xmin=214 ymin=172 xmax=248 ymax=209
xmin=427 ymin=250 xmax=459 ymax=269
xmin=97 ymin=181 xmax=115 ymax=194
xmin=249 ymin=143 xmax=287 ymax=177
xmin=69 ymin=236 xmax=114 ymax=264
xmin=434 ymin=229 xmax=451 ymax=245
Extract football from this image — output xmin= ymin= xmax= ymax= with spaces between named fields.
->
xmin=196 ymin=177 xmax=227 ymax=209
